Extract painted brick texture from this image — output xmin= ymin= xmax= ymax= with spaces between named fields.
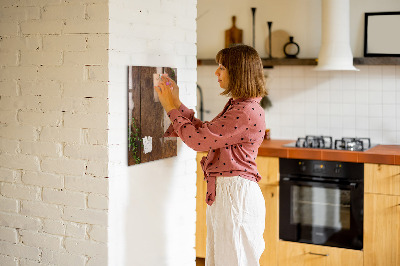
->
xmin=1 ymin=0 xmax=198 ymax=265
xmin=0 ymin=1 xmax=109 ymax=265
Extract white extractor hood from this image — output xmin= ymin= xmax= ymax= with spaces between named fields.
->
xmin=314 ymin=0 xmax=359 ymax=71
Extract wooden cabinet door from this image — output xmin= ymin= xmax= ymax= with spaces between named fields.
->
xmin=256 ymin=156 xmax=279 ymax=186
xmin=365 ymin=164 xmax=400 ymax=196
xmin=278 ymin=241 xmax=363 ymax=266
xmin=196 ymin=152 xmax=208 ymax=258
xmin=364 ymin=193 xmax=400 ymax=266
xmin=259 ymin=185 xmax=279 ymax=266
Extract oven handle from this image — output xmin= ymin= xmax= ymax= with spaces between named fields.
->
xmin=281 ymin=177 xmax=358 ymax=188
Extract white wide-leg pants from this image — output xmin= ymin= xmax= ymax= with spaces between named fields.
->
xmin=205 ymin=176 xmax=266 ymax=266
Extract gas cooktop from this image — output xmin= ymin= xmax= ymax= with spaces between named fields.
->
xmin=283 ymin=135 xmax=376 ymax=152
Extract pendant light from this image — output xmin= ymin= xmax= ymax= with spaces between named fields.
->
xmin=314 ymin=0 xmax=359 ymax=71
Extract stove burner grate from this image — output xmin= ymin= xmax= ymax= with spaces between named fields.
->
xmin=293 ymin=136 xmax=372 ymax=151
xmin=334 ymin=137 xmax=371 ymax=151
xmin=295 ymin=135 xmax=333 ymax=149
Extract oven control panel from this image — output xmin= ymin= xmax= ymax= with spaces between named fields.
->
xmin=280 ymin=158 xmax=363 ymax=180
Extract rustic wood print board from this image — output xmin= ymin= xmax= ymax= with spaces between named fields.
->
xmin=128 ymin=66 xmax=177 ymax=166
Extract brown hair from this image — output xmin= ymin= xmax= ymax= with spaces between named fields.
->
xmin=215 ymin=45 xmax=267 ymax=99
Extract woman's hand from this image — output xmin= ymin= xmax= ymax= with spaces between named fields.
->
xmin=161 ymin=75 xmax=181 ymax=109
xmin=155 ymin=78 xmax=176 ymax=113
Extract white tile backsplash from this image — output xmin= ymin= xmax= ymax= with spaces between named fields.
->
xmin=317 ymin=89 xmax=330 ymax=103
xmin=342 ymin=72 xmax=356 ymax=88
xmin=293 ymin=77 xmax=306 ymax=90
xmin=356 ymin=129 xmax=369 ymax=138
xmin=355 ymin=68 xmax=369 ymax=90
xmin=355 ymin=90 xmax=369 ymax=104
xmin=197 ymin=65 xmax=400 ymax=144
xmin=330 ymin=103 xmax=342 ymax=116
xmin=383 ymin=117 xmax=397 ymax=131
xmin=369 ymin=117 xmax=383 ymax=131
xmin=383 ymin=77 xmax=396 ymax=91
xmin=342 ymin=104 xmax=356 ymax=116
xmin=342 ymin=90 xmax=355 ymax=104
xmin=343 ymin=128 xmax=357 ymax=138
xmin=370 ymin=130 xmax=383 ymax=144
xmin=343 ymin=116 xmax=356 ymax=129
xmin=369 ymin=77 xmax=383 ymax=91
xmin=384 ymin=131 xmax=397 ymax=143
xmin=355 ymin=104 xmax=369 ymax=117
xmin=383 ymin=91 xmax=396 ymax=104
xmin=369 ymin=104 xmax=383 ymax=118
xmin=383 ymin=104 xmax=396 ymax=118
xmin=330 ymin=116 xmax=343 ymax=128
xmin=292 ymin=66 xmax=306 ymax=77
xmin=369 ymin=91 xmax=383 ymax=104
xmin=330 ymin=89 xmax=343 ymax=103
xmin=305 ymin=102 xmax=317 ymax=115
xmin=317 ymin=115 xmax=330 ymax=129
xmin=356 ymin=117 xmax=369 ymax=130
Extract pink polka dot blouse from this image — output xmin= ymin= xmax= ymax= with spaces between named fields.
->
xmin=164 ymin=97 xmax=266 ymax=206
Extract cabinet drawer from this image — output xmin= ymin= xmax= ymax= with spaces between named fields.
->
xmin=365 ymin=164 xmax=400 ymax=196
xmin=278 ymin=241 xmax=363 ymax=266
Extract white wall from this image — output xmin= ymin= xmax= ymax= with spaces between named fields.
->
xmin=0 ymin=1 xmax=109 ymax=266
xmin=197 ymin=0 xmax=400 ymax=145
xmin=108 ymin=0 xmax=198 ymax=265
xmin=198 ymin=0 xmax=400 ymax=58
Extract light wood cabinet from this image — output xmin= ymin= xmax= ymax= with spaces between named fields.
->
xmin=364 ymin=193 xmax=400 ymax=266
xmin=278 ymin=241 xmax=363 ymax=266
xmin=364 ymin=163 xmax=400 ymax=196
xmin=256 ymin=156 xmax=280 ymax=266
xmin=196 ymin=152 xmax=208 ymax=258
xmin=364 ymin=163 xmax=400 ymax=266
xmin=259 ymin=185 xmax=279 ymax=266
xmin=256 ymin=156 xmax=279 ymax=186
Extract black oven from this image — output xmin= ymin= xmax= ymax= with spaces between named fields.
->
xmin=279 ymin=158 xmax=364 ymax=250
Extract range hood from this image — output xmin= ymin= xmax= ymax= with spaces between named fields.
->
xmin=314 ymin=0 xmax=359 ymax=71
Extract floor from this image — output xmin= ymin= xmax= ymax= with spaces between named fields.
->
xmin=196 ymin=257 xmax=205 ymax=266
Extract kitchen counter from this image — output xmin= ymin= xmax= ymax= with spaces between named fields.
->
xmin=258 ymin=139 xmax=400 ymax=165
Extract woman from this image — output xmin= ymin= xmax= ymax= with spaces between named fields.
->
xmin=155 ymin=45 xmax=267 ymax=266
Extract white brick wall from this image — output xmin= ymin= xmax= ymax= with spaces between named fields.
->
xmin=1 ymin=0 xmax=198 ymax=265
xmin=0 ymin=1 xmax=109 ymax=265
xmin=108 ymin=0 xmax=197 ymax=265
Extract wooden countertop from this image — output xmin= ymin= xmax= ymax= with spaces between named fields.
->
xmin=258 ymin=139 xmax=400 ymax=165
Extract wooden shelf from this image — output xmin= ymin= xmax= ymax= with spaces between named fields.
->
xmin=197 ymin=58 xmax=317 ymax=67
xmin=353 ymin=57 xmax=400 ymax=65
xmin=197 ymin=57 xmax=400 ymax=68
xmin=262 ymin=58 xmax=317 ymax=67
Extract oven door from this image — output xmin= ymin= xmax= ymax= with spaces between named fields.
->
xmin=279 ymin=177 xmax=363 ymax=250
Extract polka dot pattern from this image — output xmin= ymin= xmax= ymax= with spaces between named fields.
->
xmin=164 ymin=98 xmax=266 ymax=206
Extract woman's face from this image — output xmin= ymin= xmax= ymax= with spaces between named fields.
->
xmin=215 ymin=64 xmax=229 ymax=89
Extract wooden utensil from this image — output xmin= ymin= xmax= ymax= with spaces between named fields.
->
xmin=225 ymin=16 xmax=243 ymax=48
